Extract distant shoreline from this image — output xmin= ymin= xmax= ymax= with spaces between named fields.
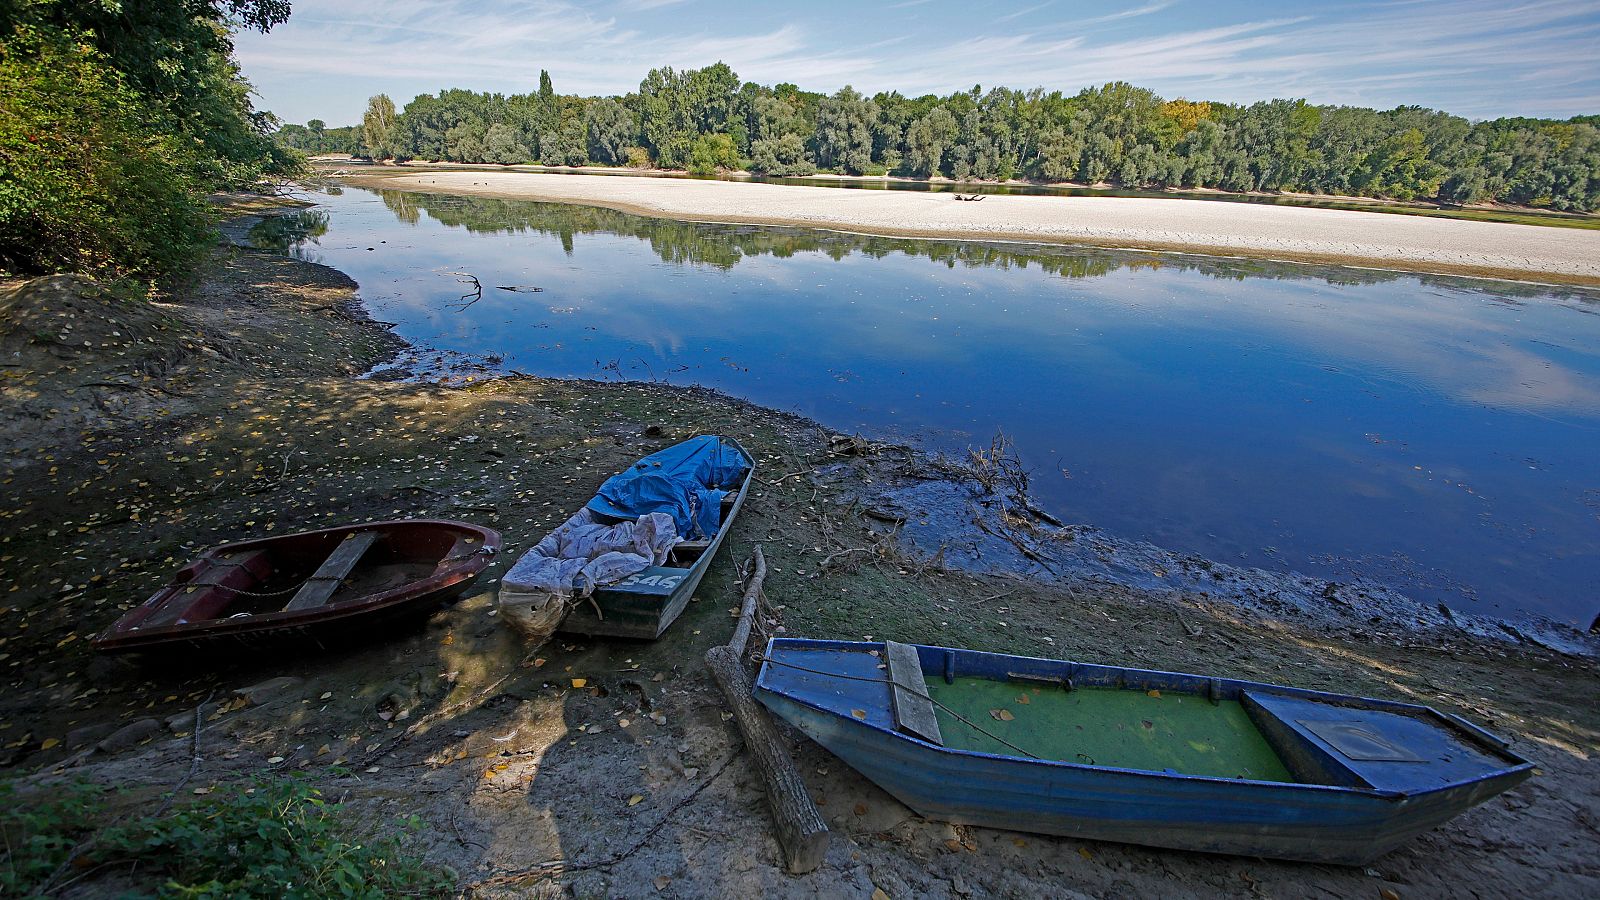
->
xmin=331 ymin=168 xmax=1600 ymax=287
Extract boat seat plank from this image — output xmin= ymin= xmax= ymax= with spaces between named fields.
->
xmin=885 ymin=640 xmax=944 ymax=746
xmin=142 ymin=550 xmax=270 ymax=627
xmin=284 ymin=531 xmax=378 ymax=611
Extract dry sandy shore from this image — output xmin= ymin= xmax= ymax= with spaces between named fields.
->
xmin=341 ymin=169 xmax=1600 ymax=286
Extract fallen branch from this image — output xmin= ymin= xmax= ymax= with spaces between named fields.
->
xmin=704 ymin=546 xmax=829 ymax=873
xmin=1174 ymin=607 xmax=1204 ymax=638
xmin=820 ymin=546 xmax=874 ymax=569
xmin=441 ymin=271 xmax=484 ymax=310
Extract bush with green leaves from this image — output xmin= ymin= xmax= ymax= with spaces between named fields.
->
xmin=103 ymin=776 xmax=451 ymax=899
xmin=0 ymin=778 xmax=106 ymax=896
xmin=0 ymin=775 xmax=451 ymax=898
xmin=687 ymin=132 xmax=739 ymax=175
xmin=0 ymin=29 xmax=215 ymax=276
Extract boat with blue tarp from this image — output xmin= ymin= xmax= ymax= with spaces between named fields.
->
xmin=524 ymin=435 xmax=754 ymax=639
xmin=754 ymin=638 xmax=1534 ymax=864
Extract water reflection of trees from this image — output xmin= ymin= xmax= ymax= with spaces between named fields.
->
xmin=372 ymin=189 xmax=1596 ymax=302
xmin=247 ymin=209 xmax=331 ymax=251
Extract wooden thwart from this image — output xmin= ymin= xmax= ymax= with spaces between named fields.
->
xmin=284 ymin=531 xmax=378 ymax=611
xmin=885 ymin=640 xmax=944 ymax=746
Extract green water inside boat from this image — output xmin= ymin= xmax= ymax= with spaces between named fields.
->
xmin=925 ymin=679 xmax=1296 ymax=782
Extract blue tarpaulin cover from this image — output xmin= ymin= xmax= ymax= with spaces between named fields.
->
xmin=587 ymin=436 xmax=750 ymax=540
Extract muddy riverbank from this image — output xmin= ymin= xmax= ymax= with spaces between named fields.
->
xmin=2 ymin=207 xmax=1596 ymax=898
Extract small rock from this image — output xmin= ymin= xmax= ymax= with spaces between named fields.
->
xmin=233 ymin=676 xmax=302 ymax=706
xmin=166 ymin=702 xmax=220 ymax=733
xmin=97 ymin=718 xmax=162 ymax=753
xmin=65 ymin=722 xmax=117 ymax=749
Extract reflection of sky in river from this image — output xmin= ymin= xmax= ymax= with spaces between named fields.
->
xmin=273 ymin=188 xmax=1600 ymax=626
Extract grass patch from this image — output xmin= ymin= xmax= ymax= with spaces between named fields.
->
xmin=0 ymin=775 xmax=451 ymax=898
xmin=0 ymin=779 xmax=104 ymax=896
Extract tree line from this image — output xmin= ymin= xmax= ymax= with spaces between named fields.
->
xmin=281 ymin=63 xmax=1600 ymax=212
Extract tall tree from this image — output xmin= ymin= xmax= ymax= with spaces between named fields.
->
xmin=905 ymin=107 xmax=958 ymax=178
xmin=815 ymin=86 xmax=876 ymax=174
xmin=362 ymin=94 xmax=397 ymax=159
xmin=584 ymin=98 xmax=635 ymax=165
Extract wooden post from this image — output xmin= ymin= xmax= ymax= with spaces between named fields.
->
xmin=705 ymin=547 xmax=830 ymax=873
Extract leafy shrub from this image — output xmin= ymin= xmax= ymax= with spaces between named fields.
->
xmin=625 ymin=146 xmax=652 ymax=168
xmin=103 ymin=776 xmax=451 ymax=899
xmin=0 ymin=775 xmax=451 ymax=898
xmin=0 ymin=29 xmax=214 ymax=277
xmin=0 ymin=779 xmax=106 ymax=896
xmin=747 ymin=134 xmax=816 ymax=177
xmin=687 ymin=133 xmax=739 ymax=175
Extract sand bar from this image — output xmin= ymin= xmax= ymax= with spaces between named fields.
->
xmin=340 ymin=170 xmax=1600 ymax=286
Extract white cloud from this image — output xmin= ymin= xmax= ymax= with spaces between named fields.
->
xmin=236 ymin=0 xmax=1600 ymax=123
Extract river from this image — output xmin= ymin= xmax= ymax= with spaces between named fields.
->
xmin=254 ymin=186 xmax=1600 ymax=627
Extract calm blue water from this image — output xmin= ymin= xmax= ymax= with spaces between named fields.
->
xmin=262 ymin=187 xmax=1600 ymax=626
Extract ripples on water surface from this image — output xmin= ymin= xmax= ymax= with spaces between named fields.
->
xmin=260 ymin=187 xmax=1600 ymax=626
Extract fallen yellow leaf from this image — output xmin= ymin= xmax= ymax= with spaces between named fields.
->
xmin=627 ymin=794 xmax=644 ymax=806
xmin=989 ymin=708 xmax=1015 ymax=721
xmin=850 ymin=708 xmax=867 ymax=719
xmin=1147 ymin=690 xmax=1162 ymax=699
xmin=1078 ymin=847 xmax=1093 ymax=860
xmin=40 ymin=737 xmax=59 ymax=750
xmin=571 ymin=678 xmax=587 ymax=688
xmin=872 ymin=890 xmax=891 ymax=900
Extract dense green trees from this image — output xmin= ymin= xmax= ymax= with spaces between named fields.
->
xmin=815 ymin=87 xmax=878 ymax=175
xmin=303 ymin=63 xmax=1597 ymax=212
xmin=584 ymin=98 xmax=635 ymax=165
xmin=0 ymin=28 xmax=212 ymax=275
xmin=1 ymin=1 xmax=296 ymax=276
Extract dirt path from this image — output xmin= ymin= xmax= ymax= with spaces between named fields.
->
xmin=1 ymin=214 xmax=1595 ymax=898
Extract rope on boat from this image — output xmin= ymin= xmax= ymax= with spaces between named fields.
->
xmin=756 ymin=656 xmax=1044 ymax=760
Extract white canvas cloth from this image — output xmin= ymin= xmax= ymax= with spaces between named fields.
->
xmin=497 ymin=509 xmax=678 ymax=641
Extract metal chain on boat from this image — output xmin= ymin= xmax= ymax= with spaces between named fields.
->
xmin=756 ymin=655 xmax=1044 ymax=760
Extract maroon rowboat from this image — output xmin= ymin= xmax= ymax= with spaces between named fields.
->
xmin=92 ymin=519 xmax=501 ymax=654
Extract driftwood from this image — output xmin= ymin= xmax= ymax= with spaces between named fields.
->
xmin=704 ymin=546 xmax=829 ymax=873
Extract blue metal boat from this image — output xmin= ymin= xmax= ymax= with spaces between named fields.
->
xmin=754 ymin=638 xmax=1534 ymax=864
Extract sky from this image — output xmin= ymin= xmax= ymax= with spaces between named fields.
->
xmin=234 ymin=0 xmax=1600 ymax=126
